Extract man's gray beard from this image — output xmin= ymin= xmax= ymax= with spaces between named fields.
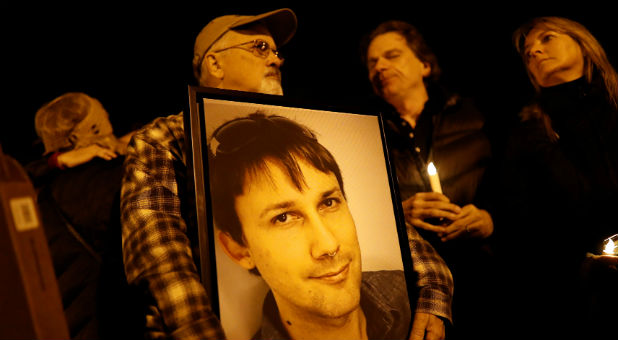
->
xmin=260 ymin=78 xmax=283 ymax=95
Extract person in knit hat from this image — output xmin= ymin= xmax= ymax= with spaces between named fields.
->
xmin=34 ymin=92 xmax=133 ymax=169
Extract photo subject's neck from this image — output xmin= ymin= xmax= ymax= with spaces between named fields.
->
xmin=282 ymin=306 xmax=367 ymax=340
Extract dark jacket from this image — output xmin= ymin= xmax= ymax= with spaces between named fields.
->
xmin=381 ymin=87 xmax=497 ymax=339
xmin=497 ymin=77 xmax=618 ymax=339
xmin=383 ymin=87 xmax=493 ymax=256
xmin=384 ymin=87 xmax=492 ymax=208
xmin=27 ymin=157 xmax=143 ymax=339
xmin=500 ymin=77 xmax=618 ymax=261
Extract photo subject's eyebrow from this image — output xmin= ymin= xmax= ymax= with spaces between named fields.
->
xmin=258 ymin=186 xmax=342 ymax=218
xmin=321 ymin=187 xmax=341 ymax=200
xmin=259 ymin=201 xmax=294 ymax=219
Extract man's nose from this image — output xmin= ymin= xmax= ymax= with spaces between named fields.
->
xmin=368 ymin=58 xmax=387 ymax=82
xmin=307 ymin=213 xmax=340 ymax=259
xmin=267 ymin=51 xmax=284 ymax=68
xmin=374 ymin=57 xmax=390 ymax=72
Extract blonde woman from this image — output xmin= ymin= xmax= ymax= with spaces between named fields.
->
xmin=498 ymin=16 xmax=618 ymax=339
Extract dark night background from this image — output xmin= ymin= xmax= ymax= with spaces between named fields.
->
xmin=3 ymin=2 xmax=616 ymax=165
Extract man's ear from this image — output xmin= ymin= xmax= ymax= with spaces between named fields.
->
xmin=217 ymin=229 xmax=255 ymax=270
xmin=422 ymin=62 xmax=432 ymax=78
xmin=204 ymin=53 xmax=224 ymax=80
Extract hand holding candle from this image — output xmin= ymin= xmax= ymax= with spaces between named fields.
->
xmin=588 ymin=234 xmax=618 ymax=268
xmin=427 ymin=162 xmax=443 ymax=194
xmin=584 ymin=234 xmax=618 ymax=270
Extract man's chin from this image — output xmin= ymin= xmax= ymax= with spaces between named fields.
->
xmin=312 ymin=291 xmax=361 ymax=321
xmin=260 ymin=79 xmax=283 ymax=95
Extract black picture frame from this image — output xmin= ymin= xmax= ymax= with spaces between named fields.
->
xmin=184 ymin=86 xmax=416 ymax=339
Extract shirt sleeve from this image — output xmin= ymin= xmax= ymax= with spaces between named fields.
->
xmin=120 ymin=113 xmax=226 ymax=339
xmin=407 ymin=222 xmax=454 ymax=323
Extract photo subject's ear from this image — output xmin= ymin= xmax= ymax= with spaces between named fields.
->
xmin=217 ymin=229 xmax=255 ymax=269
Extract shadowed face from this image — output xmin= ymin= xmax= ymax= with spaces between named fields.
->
xmin=233 ymin=159 xmax=362 ymax=319
xmin=366 ymin=32 xmax=431 ymax=101
xmin=69 ymin=98 xmax=115 ymax=150
xmin=524 ymin=27 xmax=584 ymax=87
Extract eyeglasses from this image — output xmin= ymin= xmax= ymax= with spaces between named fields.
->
xmin=212 ymin=39 xmax=284 ymax=62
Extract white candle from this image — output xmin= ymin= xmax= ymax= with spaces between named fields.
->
xmin=427 ymin=162 xmax=443 ymax=194
xmin=603 ymin=234 xmax=618 ymax=255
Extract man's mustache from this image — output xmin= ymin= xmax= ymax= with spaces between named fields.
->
xmin=266 ymin=68 xmax=281 ymax=81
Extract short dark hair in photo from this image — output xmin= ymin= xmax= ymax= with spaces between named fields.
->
xmin=208 ymin=113 xmax=346 ymax=246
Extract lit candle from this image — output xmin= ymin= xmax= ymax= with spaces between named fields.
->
xmin=603 ymin=234 xmax=618 ymax=256
xmin=427 ymin=162 xmax=443 ymax=194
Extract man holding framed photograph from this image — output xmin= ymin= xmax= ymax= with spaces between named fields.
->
xmin=121 ymin=8 xmax=298 ymax=339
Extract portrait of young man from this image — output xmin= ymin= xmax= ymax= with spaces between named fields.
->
xmin=203 ymin=100 xmax=414 ymax=340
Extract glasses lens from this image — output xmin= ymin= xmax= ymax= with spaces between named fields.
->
xmin=253 ymin=40 xmax=271 ymax=58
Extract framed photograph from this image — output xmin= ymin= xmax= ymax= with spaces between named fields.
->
xmin=185 ymin=87 xmax=416 ymax=340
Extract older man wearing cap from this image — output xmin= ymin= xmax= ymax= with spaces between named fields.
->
xmin=120 ymin=8 xmax=297 ymax=340
xmin=192 ymin=9 xmax=295 ymax=95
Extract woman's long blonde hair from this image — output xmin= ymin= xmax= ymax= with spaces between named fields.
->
xmin=512 ymin=17 xmax=617 ymax=140
xmin=513 ymin=16 xmax=618 ymax=110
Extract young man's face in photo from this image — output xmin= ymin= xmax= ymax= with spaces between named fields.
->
xmin=234 ymin=158 xmax=363 ymax=319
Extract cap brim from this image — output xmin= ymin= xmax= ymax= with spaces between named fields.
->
xmin=230 ymin=8 xmax=297 ymax=47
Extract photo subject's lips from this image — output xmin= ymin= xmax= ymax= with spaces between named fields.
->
xmin=310 ymin=263 xmax=350 ymax=284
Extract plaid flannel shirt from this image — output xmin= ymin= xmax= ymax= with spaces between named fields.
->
xmin=120 ymin=112 xmax=453 ymax=339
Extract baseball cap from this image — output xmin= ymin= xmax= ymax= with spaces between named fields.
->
xmin=192 ymin=8 xmax=297 ymax=79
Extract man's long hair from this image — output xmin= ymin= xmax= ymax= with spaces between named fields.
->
xmin=360 ymin=20 xmax=442 ymax=88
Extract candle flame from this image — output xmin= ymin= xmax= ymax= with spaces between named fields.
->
xmin=603 ymin=239 xmax=616 ymax=255
xmin=427 ymin=162 xmax=437 ymax=176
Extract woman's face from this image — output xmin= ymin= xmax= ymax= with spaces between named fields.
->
xmin=523 ymin=26 xmax=585 ymax=87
